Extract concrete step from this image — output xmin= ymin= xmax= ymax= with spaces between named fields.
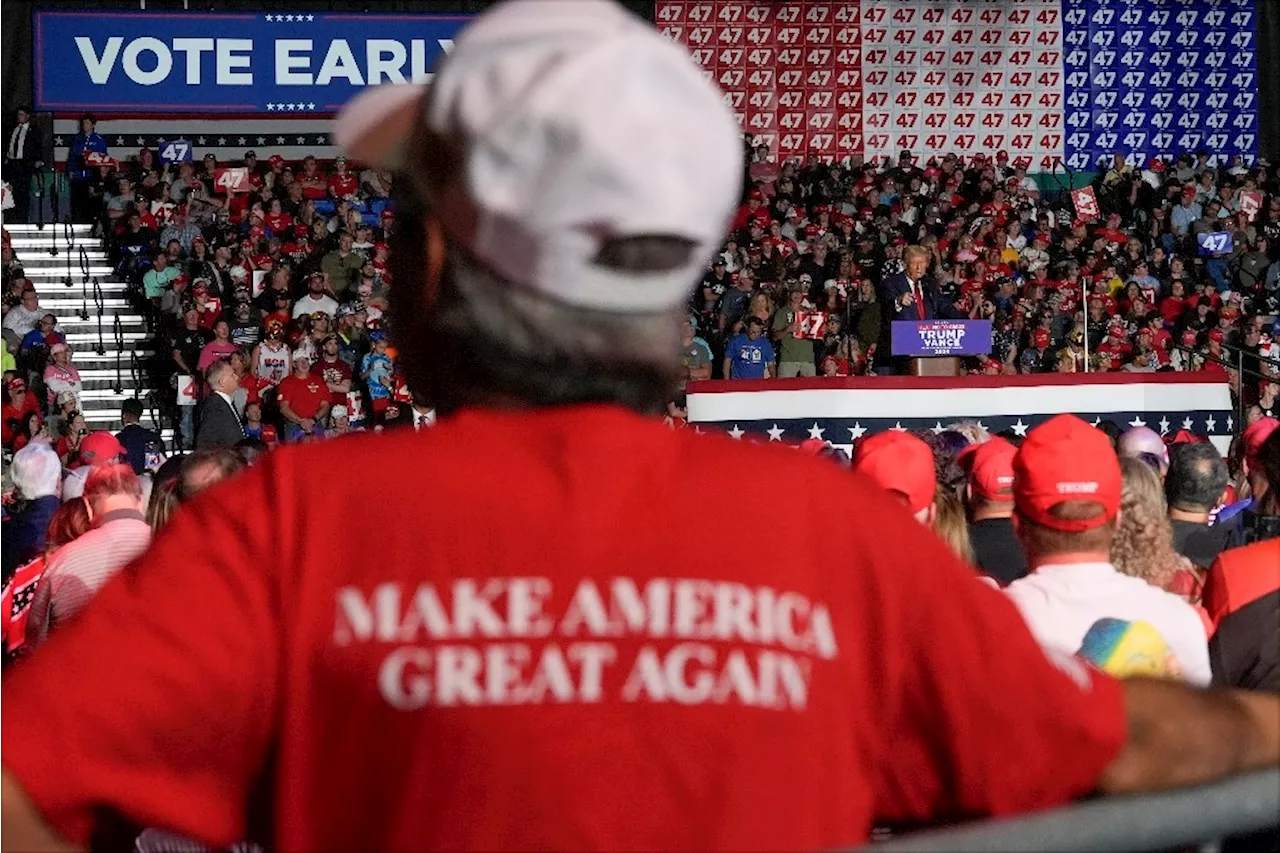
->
xmin=23 ymin=266 xmax=119 ymax=279
xmin=31 ymin=296 xmax=134 ymax=310
xmin=14 ymin=254 xmax=111 ymax=265
xmin=44 ymin=314 xmax=149 ymax=330
xmin=6 ymin=223 xmax=95 ymax=233
xmin=61 ymin=331 xmax=151 ymax=347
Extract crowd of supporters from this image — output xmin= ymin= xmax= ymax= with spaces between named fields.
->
xmin=684 ymin=146 xmax=1280 ymax=414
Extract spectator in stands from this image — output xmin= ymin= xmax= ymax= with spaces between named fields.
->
xmin=1 ymin=377 xmax=40 ymax=453
xmin=320 ymin=231 xmax=365 ymax=297
xmin=1112 ymin=457 xmax=1204 ymax=613
xmin=5 ymin=8 xmax=1280 ymax=850
xmin=931 ymin=487 xmax=973 ymax=563
xmin=114 ymin=398 xmax=164 ymax=476
xmin=2 ymin=497 xmax=92 ymax=661
xmin=960 ymin=437 xmax=1026 ymax=585
xmin=771 ymin=285 xmax=816 ymax=378
xmin=1166 ymin=441 xmax=1231 ymax=568
xmin=61 ymin=431 xmax=124 ymax=502
xmin=723 ymin=315 xmax=774 ymax=379
xmin=24 ymin=463 xmax=150 ymax=649
xmin=196 ymin=319 xmax=238 ymax=373
xmin=2 ymin=441 xmax=62 ymax=579
xmin=178 ymin=447 xmax=247 ymax=501
xmin=1219 ymin=417 xmax=1280 ymax=549
xmin=54 ymin=410 xmax=87 ymax=468
xmin=277 ymin=350 xmax=330 ymax=442
xmin=170 ymin=307 xmax=209 ymax=449
xmin=2 ymin=286 xmax=42 ymax=353
xmin=359 ymin=331 xmax=394 ymax=421
xmin=143 ymin=252 xmax=179 ymax=306
xmin=194 ymin=359 xmax=244 ymax=450
xmin=67 ymin=114 xmax=106 ymax=223
xmin=360 ymin=165 xmax=393 ymax=199
xmin=1004 ymin=416 xmax=1211 ymax=685
xmin=312 ymin=334 xmax=352 ymax=407
xmin=293 ymin=272 xmax=339 ymax=319
xmin=41 ymin=343 xmax=82 ymax=411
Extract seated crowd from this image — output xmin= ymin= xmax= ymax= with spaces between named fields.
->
xmin=687 ymin=147 xmax=1279 ymax=423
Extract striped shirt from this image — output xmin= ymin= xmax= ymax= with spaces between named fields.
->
xmin=25 ymin=510 xmax=151 ymax=649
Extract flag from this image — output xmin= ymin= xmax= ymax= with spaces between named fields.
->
xmin=2 ymin=556 xmax=48 ymax=654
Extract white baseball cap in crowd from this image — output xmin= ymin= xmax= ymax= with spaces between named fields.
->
xmin=334 ymin=0 xmax=743 ymax=313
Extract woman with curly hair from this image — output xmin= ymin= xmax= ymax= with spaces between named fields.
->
xmin=1112 ymin=457 xmax=1211 ymax=630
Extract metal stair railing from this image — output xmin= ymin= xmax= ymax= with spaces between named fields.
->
xmin=112 ymin=315 xmax=125 ymax=394
xmin=92 ymin=276 xmax=106 ymax=356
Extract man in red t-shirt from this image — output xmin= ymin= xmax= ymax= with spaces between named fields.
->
xmin=310 ymin=334 xmax=352 ymax=406
xmin=4 ymin=5 xmax=1279 ymax=852
xmin=327 ymin=155 xmax=360 ymax=200
xmin=276 ymin=350 xmax=330 ymax=442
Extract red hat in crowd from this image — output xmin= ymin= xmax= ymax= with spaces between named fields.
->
xmin=1181 ymin=328 xmax=1198 ymax=346
xmin=1108 ymin=320 xmax=1126 ymax=337
xmin=1149 ymin=158 xmax=1166 ymax=172
xmin=852 ymin=431 xmax=936 ymax=516
xmin=1220 ymin=305 xmax=1240 ymax=319
xmin=268 ymin=154 xmax=285 ymax=167
xmin=960 ymin=437 xmax=1017 ymax=502
xmin=7 ymin=377 xmax=26 ymax=393
xmin=803 ymin=224 xmax=822 ymax=239
xmin=1242 ymin=417 xmax=1279 ymax=468
xmin=748 ymin=188 xmax=765 ymax=202
xmin=374 ymin=241 xmax=389 ymax=253
xmin=1182 ymin=184 xmax=1197 ymax=198
xmin=78 ymin=432 xmax=125 ymax=467
xmin=1208 ymin=328 xmax=1225 ymax=343
xmin=260 ymin=424 xmax=278 ymax=444
xmin=1013 ymin=415 xmax=1121 ymax=532
xmin=1032 ymin=328 xmax=1050 ymax=349
xmin=381 ymin=209 xmax=395 ymax=221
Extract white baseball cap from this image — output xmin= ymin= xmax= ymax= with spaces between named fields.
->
xmin=334 ymin=0 xmax=742 ymax=313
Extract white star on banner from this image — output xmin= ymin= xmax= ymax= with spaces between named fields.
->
xmin=286 ymin=14 xmax=296 ymax=22
xmin=931 ymin=422 xmax=946 ymax=434
xmin=53 ymin=136 xmax=64 ymax=146
xmin=807 ymin=423 xmax=825 ymax=440
xmin=264 ymin=14 xmax=274 ymax=21
xmin=307 ymin=103 xmax=316 ymax=110
xmin=267 ymin=103 xmax=276 ymax=111
xmin=728 ymin=424 xmax=744 ymax=440
xmin=767 ymin=424 xmax=785 ymax=441
xmin=115 ymin=136 xmax=125 ymax=145
xmin=136 ymin=137 xmax=146 ymax=145
xmin=297 ymin=136 xmax=307 ymax=144
xmin=1158 ymin=416 xmax=1171 ymax=435
xmin=1206 ymin=415 xmax=1217 ymax=433
xmin=848 ymin=422 xmax=867 ymax=441
xmin=890 ymin=422 xmax=907 ymax=432
xmin=276 ymin=136 xmax=285 ymax=144
xmin=217 ymin=137 xmax=226 ymax=145
xmin=1182 ymin=416 xmax=1195 ymax=431
xmin=197 ymin=137 xmax=206 ymax=145
xmin=1128 ymin=416 xmax=1147 ymax=428
xmin=1227 ymin=415 xmax=1234 ymax=432
xmin=1011 ymin=418 xmax=1029 ymax=437
xmin=306 ymin=14 xmax=315 ymax=21
xmin=237 ymin=137 xmax=246 ymax=145
xmin=1092 ymin=417 xmax=1103 ymax=427
xmin=257 ymin=137 xmax=266 ymax=145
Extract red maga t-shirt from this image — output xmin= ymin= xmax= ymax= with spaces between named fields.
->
xmin=1 ymin=406 xmax=1125 ymax=851
xmin=276 ymin=374 xmax=329 ymax=420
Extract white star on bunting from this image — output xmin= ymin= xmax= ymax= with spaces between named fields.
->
xmin=767 ymin=424 xmax=785 ymax=441
xmin=1092 ymin=417 xmax=1103 ymax=427
xmin=1182 ymin=416 xmax=1195 ymax=430
xmin=306 ymin=14 xmax=315 ymax=20
xmin=286 ymin=14 xmax=296 ymax=22
xmin=1206 ymin=415 xmax=1217 ymax=433
xmin=197 ymin=137 xmax=207 ymax=144
xmin=307 ymin=103 xmax=316 ymax=110
xmin=807 ymin=423 xmax=825 ymax=440
xmin=237 ymin=137 xmax=246 ymax=146
xmin=54 ymin=136 xmax=64 ymax=146
xmin=267 ymin=103 xmax=276 ymax=111
xmin=136 ymin=137 xmax=146 ymax=145
xmin=976 ymin=421 xmax=988 ymax=433
xmin=848 ymin=422 xmax=867 ymax=440
xmin=890 ymin=422 xmax=907 ymax=432
xmin=1011 ymin=418 xmax=1029 ymax=437
xmin=276 ymin=136 xmax=286 ymax=144
xmin=931 ymin=422 xmax=946 ymax=434
xmin=297 ymin=136 xmax=307 ymax=144
xmin=257 ymin=137 xmax=266 ymax=145
xmin=217 ymin=137 xmax=226 ymax=145
xmin=1158 ymin=416 xmax=1171 ymax=435
xmin=728 ymin=425 xmax=744 ymax=440
xmin=1128 ymin=416 xmax=1147 ymax=428
xmin=115 ymin=136 xmax=125 ymax=145
xmin=1227 ymin=415 xmax=1234 ymax=432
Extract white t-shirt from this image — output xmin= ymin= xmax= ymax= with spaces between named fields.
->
xmin=1004 ymin=561 xmax=1211 ymax=686
xmin=292 ymin=294 xmax=338 ymax=319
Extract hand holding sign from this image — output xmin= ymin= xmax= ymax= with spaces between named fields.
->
xmin=1071 ymin=186 xmax=1100 ymax=222
xmin=1197 ymin=232 xmax=1233 ymax=256
xmin=214 ymin=167 xmax=250 ymax=194
xmin=1240 ymin=190 xmax=1262 ymax=221
xmin=796 ymin=312 xmax=828 ymax=341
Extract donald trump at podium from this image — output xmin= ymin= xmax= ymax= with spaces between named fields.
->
xmin=877 ymin=245 xmax=964 ymax=371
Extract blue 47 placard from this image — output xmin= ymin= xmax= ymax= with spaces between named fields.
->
xmin=157 ymin=140 xmax=193 ymax=163
xmin=1198 ymin=231 xmax=1234 ymax=255
xmin=1062 ymin=0 xmax=1258 ymax=171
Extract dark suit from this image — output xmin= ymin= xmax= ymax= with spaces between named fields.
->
xmin=194 ymin=393 xmax=243 ymax=449
xmin=4 ymin=120 xmax=43 ymax=225
xmin=876 ymin=273 xmax=964 ymax=365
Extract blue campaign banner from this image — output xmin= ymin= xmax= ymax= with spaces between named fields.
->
xmin=1062 ymin=0 xmax=1259 ymax=171
xmin=892 ymin=320 xmax=993 ymax=358
xmin=157 ymin=140 xmax=193 ymax=163
xmin=34 ymin=11 xmax=471 ymax=114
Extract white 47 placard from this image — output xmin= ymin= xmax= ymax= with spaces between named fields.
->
xmin=214 ymin=167 xmax=250 ymax=194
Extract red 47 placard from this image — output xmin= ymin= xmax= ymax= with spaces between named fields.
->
xmin=214 ymin=167 xmax=250 ymax=194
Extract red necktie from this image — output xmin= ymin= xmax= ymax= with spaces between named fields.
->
xmin=913 ymin=282 xmax=925 ymax=320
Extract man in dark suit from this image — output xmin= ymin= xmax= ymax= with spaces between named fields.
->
xmin=876 ymin=244 xmax=963 ymax=370
xmin=4 ymin=106 xmax=44 ymax=224
xmin=194 ymin=359 xmax=244 ymax=449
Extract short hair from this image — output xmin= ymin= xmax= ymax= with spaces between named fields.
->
xmin=1015 ymin=501 xmax=1118 ymax=556
xmin=83 ymin=464 xmax=143 ymax=509
xmin=121 ymin=398 xmax=144 ymax=420
xmin=1165 ymin=442 xmax=1229 ymax=512
xmin=179 ymin=448 xmax=247 ymax=500
xmin=903 ymin=245 xmax=930 ymax=263
xmin=204 ymin=358 xmax=234 ymax=385
xmin=10 ymin=441 xmax=62 ymax=500
xmin=46 ymin=498 xmax=92 ymax=552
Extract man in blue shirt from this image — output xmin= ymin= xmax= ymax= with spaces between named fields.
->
xmin=1171 ymin=186 xmax=1203 ymax=236
xmin=723 ymin=315 xmax=775 ymax=379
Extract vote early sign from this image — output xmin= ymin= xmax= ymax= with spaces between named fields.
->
xmin=34 ymin=11 xmax=470 ymax=114
xmin=892 ymin=319 xmax=993 ymax=357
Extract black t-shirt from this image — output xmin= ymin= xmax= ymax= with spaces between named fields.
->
xmin=1169 ymin=518 xmax=1228 ymax=569
xmin=1210 ymin=589 xmax=1279 ymax=692
xmin=171 ymin=326 xmax=210 ymax=375
xmin=115 ymin=423 xmax=164 ymax=475
xmin=968 ymin=516 xmax=1029 ymax=586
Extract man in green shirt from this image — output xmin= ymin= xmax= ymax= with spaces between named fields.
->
xmin=142 ymin=253 xmax=180 ymax=304
xmin=772 ymin=285 xmax=817 ymax=377
xmin=320 ymin=231 xmax=365 ymax=297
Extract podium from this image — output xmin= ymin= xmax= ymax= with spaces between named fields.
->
xmin=910 ymin=356 xmax=961 ymax=376
xmin=892 ymin=319 xmax=994 ymax=376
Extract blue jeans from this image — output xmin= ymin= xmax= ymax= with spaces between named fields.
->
xmin=178 ymin=406 xmax=194 ymax=450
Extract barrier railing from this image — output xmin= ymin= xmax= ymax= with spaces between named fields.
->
xmin=91 ymin=276 xmax=106 ymax=356
xmin=112 ymin=315 xmax=125 ymax=394
xmin=1169 ymin=339 xmax=1280 ymax=436
xmin=861 ymin=767 xmax=1279 ymax=853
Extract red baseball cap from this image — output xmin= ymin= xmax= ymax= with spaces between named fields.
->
xmin=961 ymin=437 xmax=1017 ymax=502
xmin=1014 ymin=415 xmax=1120 ymax=531
xmin=852 ymin=431 xmax=936 ymax=515
xmin=1208 ymin=328 xmax=1226 ymax=343
xmin=260 ymin=424 xmax=278 ymax=444
xmin=1242 ymin=417 xmax=1279 ymax=467
xmin=78 ymin=432 xmax=125 ymax=467
xmin=1032 ymin=328 xmax=1050 ymax=348
xmin=1181 ymin=328 xmax=1198 ymax=346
